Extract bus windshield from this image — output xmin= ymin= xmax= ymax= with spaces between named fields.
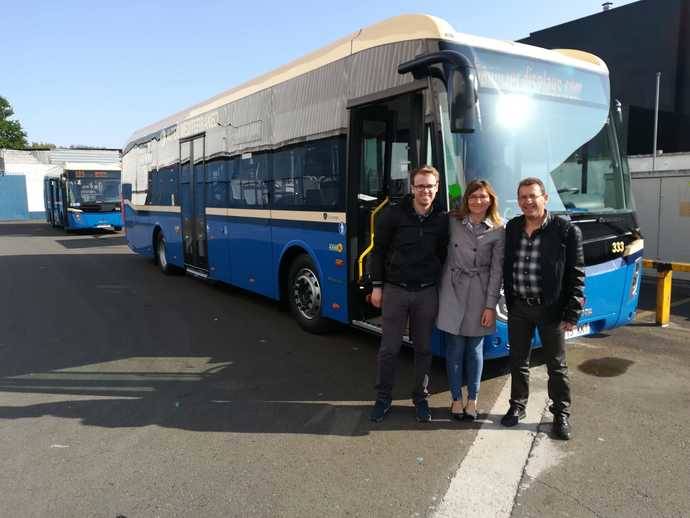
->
xmin=439 ymin=46 xmax=632 ymax=219
xmin=66 ymin=172 xmax=121 ymax=207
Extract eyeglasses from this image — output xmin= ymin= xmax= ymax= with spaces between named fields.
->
xmin=413 ymin=184 xmax=438 ymax=192
xmin=468 ymin=195 xmax=490 ymax=202
xmin=518 ymin=193 xmax=544 ymax=202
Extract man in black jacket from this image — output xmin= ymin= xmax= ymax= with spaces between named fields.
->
xmin=500 ymin=177 xmax=585 ymax=440
xmin=369 ymin=165 xmax=449 ymax=423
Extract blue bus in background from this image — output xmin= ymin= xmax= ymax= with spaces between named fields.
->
xmin=121 ymin=14 xmax=643 ymax=358
xmin=44 ymin=163 xmax=122 ymax=231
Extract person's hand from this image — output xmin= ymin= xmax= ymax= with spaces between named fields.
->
xmin=561 ymin=321 xmax=576 ymax=332
xmin=370 ymin=287 xmax=383 ymax=308
xmin=481 ymin=308 xmax=495 ymax=327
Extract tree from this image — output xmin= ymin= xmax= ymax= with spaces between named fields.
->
xmin=0 ymin=96 xmax=28 ymax=149
xmin=27 ymin=141 xmax=56 ymax=150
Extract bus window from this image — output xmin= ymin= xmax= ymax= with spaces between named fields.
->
xmin=360 ymin=120 xmax=387 ymax=200
xmin=233 ymin=154 xmax=268 ymax=208
xmin=304 ymin=138 xmax=345 ymax=210
xmin=272 ymin=146 xmax=306 ymax=208
xmin=206 ymin=159 xmax=228 ymax=208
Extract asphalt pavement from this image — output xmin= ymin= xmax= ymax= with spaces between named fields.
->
xmin=0 ymin=221 xmax=688 ymax=518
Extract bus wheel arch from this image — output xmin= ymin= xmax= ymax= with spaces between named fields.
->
xmin=285 ymin=252 xmax=331 ymax=333
xmin=279 ymin=247 xmax=307 ymax=303
xmin=153 ymin=227 xmax=174 ymax=275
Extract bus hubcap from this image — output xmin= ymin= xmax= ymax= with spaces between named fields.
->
xmin=293 ymin=267 xmax=321 ymax=320
xmin=158 ymin=238 xmax=167 ymax=268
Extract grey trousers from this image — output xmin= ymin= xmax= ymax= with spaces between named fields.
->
xmin=375 ymin=283 xmax=438 ymax=404
xmin=507 ymin=299 xmax=571 ymax=417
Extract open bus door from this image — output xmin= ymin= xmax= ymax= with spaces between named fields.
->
xmin=121 ymin=183 xmax=132 ymax=230
xmin=179 ymin=135 xmax=209 ymax=275
xmin=347 ymin=90 xmax=426 ymax=331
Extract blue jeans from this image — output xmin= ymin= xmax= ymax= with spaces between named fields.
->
xmin=445 ymin=334 xmax=484 ymax=401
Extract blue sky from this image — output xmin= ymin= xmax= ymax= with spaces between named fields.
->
xmin=1 ymin=0 xmax=638 ymax=149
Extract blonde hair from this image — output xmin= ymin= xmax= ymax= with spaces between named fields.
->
xmin=409 ymin=165 xmax=440 ymax=185
xmin=452 ymin=179 xmax=501 ymax=225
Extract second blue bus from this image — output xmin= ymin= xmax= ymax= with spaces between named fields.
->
xmin=45 ymin=163 xmax=123 ymax=231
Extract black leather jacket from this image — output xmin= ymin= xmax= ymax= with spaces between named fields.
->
xmin=503 ymin=213 xmax=585 ymax=324
xmin=371 ymin=195 xmax=449 ymax=289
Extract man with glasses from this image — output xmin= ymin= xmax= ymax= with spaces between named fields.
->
xmin=369 ymin=165 xmax=449 ymax=423
xmin=500 ymin=177 xmax=585 ymax=440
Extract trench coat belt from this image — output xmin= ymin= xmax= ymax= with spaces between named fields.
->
xmin=450 ymin=266 xmax=490 ymax=279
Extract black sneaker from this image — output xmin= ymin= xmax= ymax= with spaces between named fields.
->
xmin=369 ymin=399 xmax=391 ymax=423
xmin=500 ymin=405 xmax=526 ymax=427
xmin=414 ymin=400 xmax=432 ymax=423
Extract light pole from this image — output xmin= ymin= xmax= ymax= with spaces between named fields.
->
xmin=652 ymin=72 xmax=661 ymax=171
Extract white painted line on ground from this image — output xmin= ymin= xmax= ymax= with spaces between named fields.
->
xmin=435 ymin=368 xmax=549 ymax=518
xmin=520 ymin=429 xmax=571 ymax=490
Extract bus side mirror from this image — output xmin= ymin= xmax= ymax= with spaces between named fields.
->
xmin=614 ymin=99 xmax=623 ymax=125
xmin=398 ymin=50 xmax=478 ymax=134
xmin=448 ymin=66 xmax=478 ymax=133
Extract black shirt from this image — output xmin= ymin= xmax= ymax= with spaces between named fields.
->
xmin=371 ymin=195 xmax=449 ymax=289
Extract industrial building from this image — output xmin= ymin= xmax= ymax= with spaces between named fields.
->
xmin=519 ymin=0 xmax=690 ymax=156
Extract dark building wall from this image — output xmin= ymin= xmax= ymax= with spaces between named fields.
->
xmin=518 ymin=0 xmax=690 ymax=155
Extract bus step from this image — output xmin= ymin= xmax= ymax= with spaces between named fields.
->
xmin=352 ymin=319 xmax=411 ymax=343
xmin=185 ymin=266 xmax=209 ymax=279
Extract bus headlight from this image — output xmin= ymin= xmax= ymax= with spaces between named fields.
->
xmin=630 ymin=258 xmax=642 ymax=298
xmin=496 ymin=287 xmax=508 ymax=321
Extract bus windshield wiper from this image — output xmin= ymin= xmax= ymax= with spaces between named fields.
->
xmin=594 ymin=216 xmax=630 ymax=236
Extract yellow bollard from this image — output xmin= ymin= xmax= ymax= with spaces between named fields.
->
xmin=655 ymin=268 xmax=673 ymax=326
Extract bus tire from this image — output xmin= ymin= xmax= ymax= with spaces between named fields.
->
xmin=114 ymin=226 xmax=122 ymax=231
xmin=155 ymin=231 xmax=174 ymax=275
xmin=288 ymin=254 xmax=330 ymax=333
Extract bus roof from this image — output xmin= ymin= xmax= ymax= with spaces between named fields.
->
xmin=126 ymin=13 xmax=609 ymax=146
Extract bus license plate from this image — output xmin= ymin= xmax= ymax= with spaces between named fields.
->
xmin=565 ymin=324 xmax=591 ymax=340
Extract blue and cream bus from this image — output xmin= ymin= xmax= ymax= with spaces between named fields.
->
xmin=45 ymin=162 xmax=122 ymax=231
xmin=121 ymin=14 xmax=643 ymax=358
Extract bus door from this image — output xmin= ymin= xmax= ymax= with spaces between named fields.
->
xmin=45 ymin=179 xmax=55 ymax=226
xmin=47 ymin=180 xmax=54 ymax=224
xmin=56 ymin=178 xmax=66 ymax=227
xmin=347 ymin=91 xmax=424 ymax=325
xmin=179 ymin=135 xmax=209 ymax=273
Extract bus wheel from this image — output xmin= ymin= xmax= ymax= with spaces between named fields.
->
xmin=156 ymin=232 xmax=173 ymax=275
xmin=288 ymin=255 xmax=330 ymax=333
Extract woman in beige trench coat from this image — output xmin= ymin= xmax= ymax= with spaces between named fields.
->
xmin=437 ymin=179 xmax=504 ymax=420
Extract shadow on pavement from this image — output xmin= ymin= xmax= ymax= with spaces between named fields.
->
xmin=638 ymin=277 xmax=690 ymax=322
xmin=0 ymin=250 xmax=511 ymax=436
xmin=0 ymin=221 xmax=121 ymax=238
xmin=55 ymin=236 xmax=127 ymax=249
